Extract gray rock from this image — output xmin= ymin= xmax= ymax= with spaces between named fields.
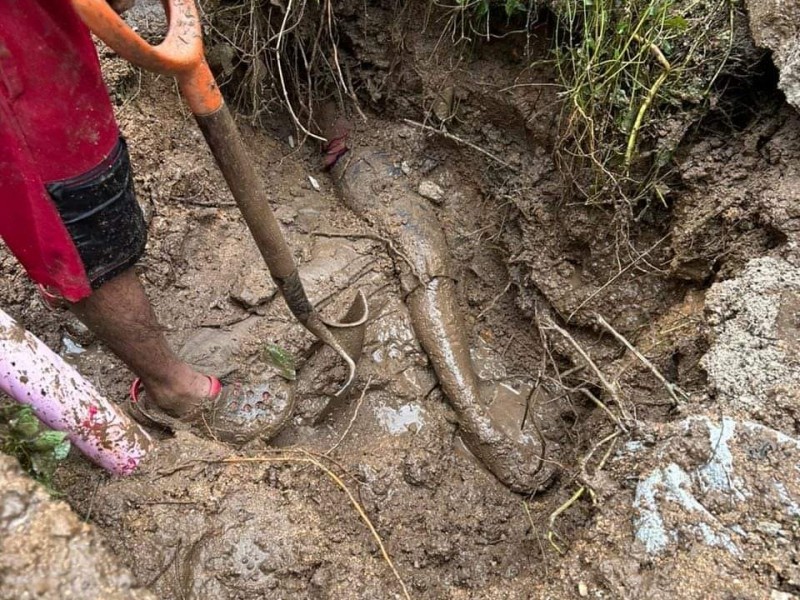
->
xmin=230 ymin=263 xmax=277 ymax=309
xmin=702 ymin=256 xmax=800 ymax=412
xmin=632 ymin=415 xmax=800 ymax=557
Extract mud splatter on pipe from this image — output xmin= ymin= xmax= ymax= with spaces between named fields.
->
xmin=329 ymin=145 xmax=555 ymax=493
xmin=0 ymin=309 xmax=152 ymax=475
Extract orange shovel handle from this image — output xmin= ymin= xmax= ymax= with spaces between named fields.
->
xmin=71 ymin=0 xmax=223 ymax=115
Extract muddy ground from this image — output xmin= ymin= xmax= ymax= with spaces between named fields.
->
xmin=2 ymin=2 xmax=800 ymax=599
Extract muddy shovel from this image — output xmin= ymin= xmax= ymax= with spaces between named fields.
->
xmin=72 ymin=0 xmax=368 ymax=395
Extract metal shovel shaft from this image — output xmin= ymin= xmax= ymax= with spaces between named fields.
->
xmin=195 ymin=108 xmax=310 ymax=307
xmin=196 ymin=108 xmax=366 ymax=395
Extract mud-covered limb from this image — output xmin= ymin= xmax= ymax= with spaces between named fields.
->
xmin=330 ymin=146 xmax=555 ymax=494
xmin=409 ymin=278 xmax=554 ymax=493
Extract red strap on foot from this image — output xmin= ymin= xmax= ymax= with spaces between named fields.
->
xmin=129 ymin=375 xmax=221 ymax=404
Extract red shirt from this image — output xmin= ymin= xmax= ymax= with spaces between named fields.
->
xmin=0 ymin=0 xmax=119 ymax=301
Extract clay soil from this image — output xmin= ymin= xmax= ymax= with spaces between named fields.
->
xmin=2 ymin=2 xmax=800 ymax=599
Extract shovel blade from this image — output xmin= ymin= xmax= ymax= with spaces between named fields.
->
xmin=300 ymin=290 xmax=369 ymax=398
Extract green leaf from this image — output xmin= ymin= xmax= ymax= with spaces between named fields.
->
xmin=263 ymin=343 xmax=297 ymax=381
xmin=30 ymin=430 xmax=68 ymax=452
xmin=53 ymin=439 xmax=71 ymax=461
xmin=30 ymin=453 xmax=56 ymax=481
xmin=505 ymin=0 xmax=522 ymax=17
xmin=10 ymin=408 xmax=40 ymax=439
xmin=664 ymin=15 xmax=688 ymax=30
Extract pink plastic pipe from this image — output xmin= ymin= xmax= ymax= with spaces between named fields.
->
xmin=0 ymin=308 xmax=152 ymax=475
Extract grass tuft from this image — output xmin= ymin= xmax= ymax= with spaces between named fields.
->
xmin=551 ymin=0 xmax=741 ymax=211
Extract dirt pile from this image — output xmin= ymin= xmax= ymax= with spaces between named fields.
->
xmin=747 ymin=0 xmax=800 ymax=110
xmin=532 ymin=255 xmax=800 ymax=598
xmin=0 ymin=454 xmax=155 ymax=600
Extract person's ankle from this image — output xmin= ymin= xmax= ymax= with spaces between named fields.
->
xmin=141 ymin=369 xmax=211 ymax=417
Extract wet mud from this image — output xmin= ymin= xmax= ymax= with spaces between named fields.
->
xmin=3 ymin=1 xmax=800 ymax=597
xmin=329 ymin=146 xmax=555 ymax=493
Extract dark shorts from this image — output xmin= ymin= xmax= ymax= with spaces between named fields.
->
xmin=47 ymin=137 xmax=147 ymax=291
xmin=0 ymin=1 xmax=147 ymax=301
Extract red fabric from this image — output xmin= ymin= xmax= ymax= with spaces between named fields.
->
xmin=0 ymin=1 xmax=119 ymax=301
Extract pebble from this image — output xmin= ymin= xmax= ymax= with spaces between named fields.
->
xmin=418 ymin=180 xmax=444 ymax=204
xmin=230 ymin=266 xmax=277 ymax=308
xmin=578 ymin=581 xmax=589 ymax=597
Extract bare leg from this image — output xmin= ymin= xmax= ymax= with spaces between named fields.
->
xmin=68 ymin=268 xmax=209 ymax=416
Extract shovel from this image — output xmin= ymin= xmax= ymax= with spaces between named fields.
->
xmin=72 ymin=0 xmax=368 ymax=395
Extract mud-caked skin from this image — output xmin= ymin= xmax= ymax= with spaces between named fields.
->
xmin=329 ymin=144 xmax=556 ymax=494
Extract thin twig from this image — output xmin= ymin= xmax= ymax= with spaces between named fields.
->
xmin=579 ymin=389 xmax=628 ymax=433
xmin=595 ymin=313 xmax=687 ymax=406
xmin=476 ymin=281 xmax=512 ymax=320
xmin=218 ymin=451 xmax=411 ymax=599
xmin=522 ymin=501 xmax=549 ymax=578
xmin=567 ymin=233 xmax=669 ymax=321
xmin=542 ymin=318 xmax=622 ymax=408
xmin=547 ymin=432 xmax=618 ymax=554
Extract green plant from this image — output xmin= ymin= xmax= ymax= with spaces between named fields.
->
xmin=0 ymin=404 xmax=71 ymax=489
xmin=552 ymin=0 xmax=739 ymax=211
xmin=263 ymin=342 xmax=297 ymax=381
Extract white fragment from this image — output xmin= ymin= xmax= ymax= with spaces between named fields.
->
xmin=578 ymin=582 xmax=589 ymax=597
xmin=401 ymin=161 xmax=412 ymax=175
xmin=308 ymin=175 xmax=320 ymax=191
xmin=288 ymin=135 xmax=295 ymax=148
xmin=418 ymin=180 xmax=444 ymax=203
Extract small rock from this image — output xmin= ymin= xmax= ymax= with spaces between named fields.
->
xmin=578 ymin=581 xmax=589 ymax=597
xmin=287 ymin=135 xmax=295 ymax=148
xmin=230 ymin=264 xmax=277 ymax=308
xmin=756 ymin=520 xmax=782 ymax=536
xmin=771 ymin=591 xmax=795 ymax=600
xmin=420 ymin=158 xmax=439 ymax=174
xmin=418 ymin=180 xmax=444 ymax=204
xmin=401 ymin=161 xmax=412 ymax=176
xmin=308 ymin=175 xmax=321 ymax=191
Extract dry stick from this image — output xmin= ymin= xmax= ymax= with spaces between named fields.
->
xmin=312 ymin=229 xmax=422 ymax=282
xmin=402 ymin=119 xmax=517 ymax=171
xmin=546 ymin=433 xmax=618 ymax=554
xmin=522 ymin=500 xmax=550 ymax=579
xmin=542 ymin=319 xmax=623 ymax=412
xmin=325 ymin=376 xmax=373 ymax=455
xmin=476 ymin=281 xmax=512 ymax=320
xmin=275 ymin=0 xmax=326 ymax=142
xmin=579 ymin=389 xmax=627 ymax=433
xmin=595 ymin=314 xmax=687 ymax=406
xmin=219 ymin=452 xmax=411 ymax=600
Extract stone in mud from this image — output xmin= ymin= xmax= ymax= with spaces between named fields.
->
xmin=180 ymin=318 xmax=259 ymax=378
xmin=418 ymin=180 xmax=445 ymax=204
xmin=0 ymin=454 xmax=155 ymax=600
xmin=746 ymin=0 xmax=800 ymax=110
xmin=230 ymin=262 xmax=277 ymax=309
